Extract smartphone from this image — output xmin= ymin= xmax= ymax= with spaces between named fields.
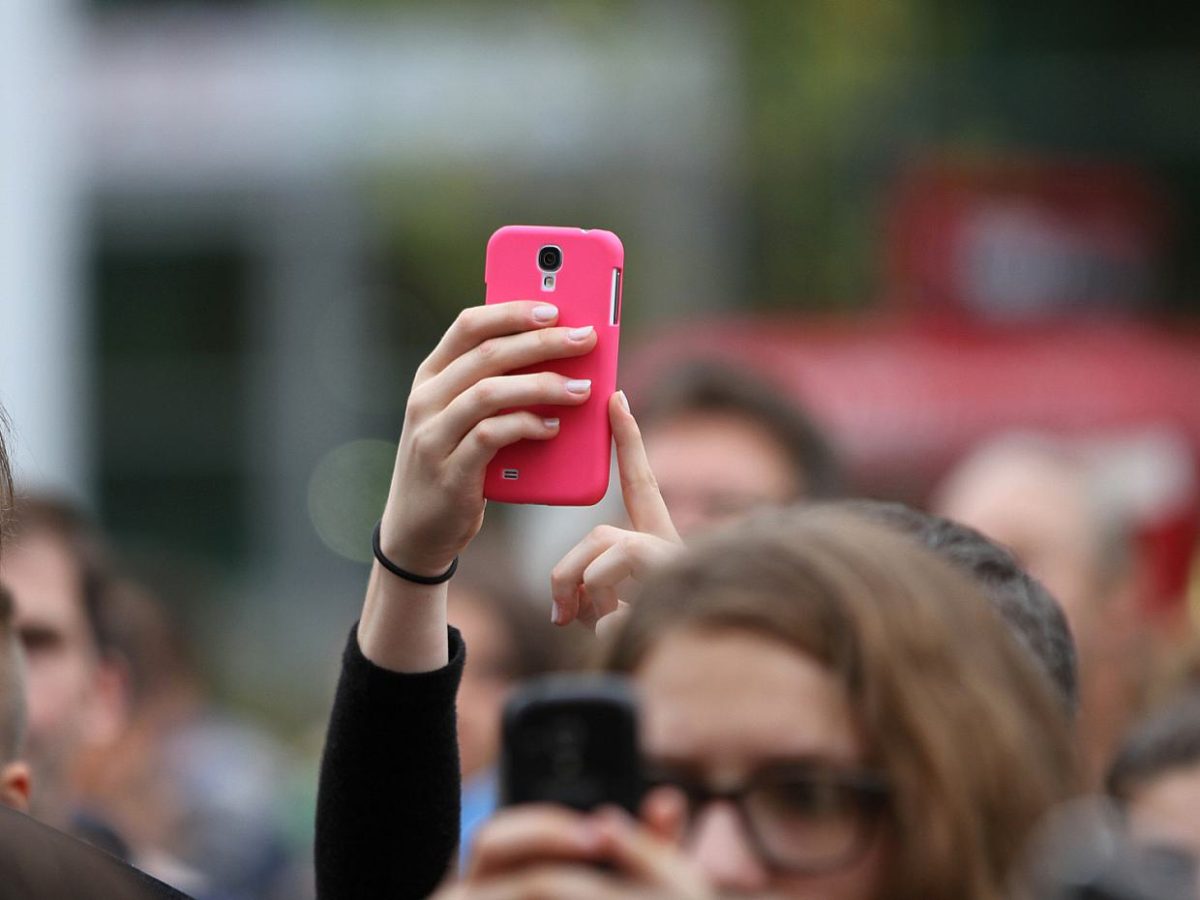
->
xmin=483 ymin=225 xmax=623 ymax=506
xmin=500 ymin=674 xmax=643 ymax=815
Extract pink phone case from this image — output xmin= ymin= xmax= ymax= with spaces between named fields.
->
xmin=483 ymin=225 xmax=623 ymax=505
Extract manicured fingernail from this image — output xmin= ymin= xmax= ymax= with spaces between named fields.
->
xmin=616 ymin=390 xmax=630 ymax=413
xmin=567 ymin=325 xmax=594 ymax=341
xmin=550 ymin=602 xmax=561 ymax=625
xmin=533 ymin=304 xmax=558 ymax=322
xmin=566 ymin=379 xmax=592 ymax=394
xmin=543 ymin=417 xmax=560 ymax=429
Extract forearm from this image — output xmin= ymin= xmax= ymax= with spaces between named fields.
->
xmin=316 ymin=625 xmax=465 ymax=900
xmin=357 ymin=562 xmax=449 ymax=673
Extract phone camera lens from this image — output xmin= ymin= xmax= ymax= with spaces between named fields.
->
xmin=538 ymin=245 xmax=562 ymax=273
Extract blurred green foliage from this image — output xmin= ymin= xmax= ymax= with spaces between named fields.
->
xmin=345 ymin=0 xmax=1200 ymax=312
xmin=86 ymin=0 xmax=1200 ymax=311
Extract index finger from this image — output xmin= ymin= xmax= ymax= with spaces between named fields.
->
xmin=610 ymin=392 xmax=679 ymax=541
xmin=422 ymin=301 xmax=559 ymax=378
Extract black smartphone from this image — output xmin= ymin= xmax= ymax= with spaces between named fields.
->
xmin=500 ymin=674 xmax=643 ymax=815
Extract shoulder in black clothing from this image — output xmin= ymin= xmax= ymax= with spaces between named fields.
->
xmin=0 ymin=805 xmax=189 ymax=900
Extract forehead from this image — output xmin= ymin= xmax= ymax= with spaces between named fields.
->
xmin=644 ymin=413 xmax=799 ymax=496
xmin=0 ymin=531 xmax=88 ymax=631
xmin=634 ymin=628 xmax=865 ymax=775
xmin=939 ymin=457 xmax=1090 ymax=553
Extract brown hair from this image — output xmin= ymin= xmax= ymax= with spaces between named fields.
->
xmin=839 ymin=499 xmax=1078 ymax=714
xmin=7 ymin=495 xmax=115 ymax=658
xmin=1107 ymin=689 xmax=1200 ymax=804
xmin=604 ymin=506 xmax=1077 ymax=900
xmin=635 ymin=362 xmax=842 ymax=499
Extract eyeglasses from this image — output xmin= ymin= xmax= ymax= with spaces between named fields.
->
xmin=649 ymin=762 xmax=890 ymax=874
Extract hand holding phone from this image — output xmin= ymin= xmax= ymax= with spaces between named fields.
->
xmin=449 ymin=804 xmax=714 ymax=900
xmin=377 ymin=302 xmax=597 ymax=580
xmin=483 ymin=225 xmax=623 ymax=506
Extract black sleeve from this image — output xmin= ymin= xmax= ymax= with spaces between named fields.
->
xmin=315 ymin=625 xmax=465 ymax=900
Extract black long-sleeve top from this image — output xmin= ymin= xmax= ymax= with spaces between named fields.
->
xmin=315 ymin=626 xmax=465 ymax=900
xmin=0 ymin=806 xmax=188 ymax=900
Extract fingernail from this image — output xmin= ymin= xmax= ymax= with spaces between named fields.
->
xmin=566 ymin=379 xmax=592 ymax=394
xmin=567 ymin=325 xmax=594 ymax=341
xmin=532 ymin=304 xmax=558 ymax=323
xmin=616 ymin=390 xmax=630 ymax=413
xmin=543 ymin=417 xmax=560 ymax=429
xmin=550 ymin=602 xmax=561 ymax=625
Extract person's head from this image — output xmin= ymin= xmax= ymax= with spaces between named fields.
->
xmin=0 ymin=495 xmax=127 ymax=823
xmin=1107 ymin=691 xmax=1200 ymax=868
xmin=839 ymin=500 xmax=1078 ymax=715
xmin=604 ymin=506 xmax=1076 ymax=900
xmin=450 ymin=567 xmax=582 ymax=782
xmin=932 ymin=436 xmax=1132 ymax=636
xmin=0 ymin=413 xmax=33 ymax=812
xmin=932 ymin=435 xmax=1144 ymax=786
xmin=635 ymin=363 xmax=840 ymax=537
xmin=0 ymin=586 xmax=31 ymax=811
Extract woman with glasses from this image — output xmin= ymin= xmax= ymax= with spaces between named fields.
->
xmin=443 ymin=508 xmax=1077 ymax=899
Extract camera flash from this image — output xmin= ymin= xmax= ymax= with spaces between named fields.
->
xmin=542 ymin=274 xmax=556 ymax=292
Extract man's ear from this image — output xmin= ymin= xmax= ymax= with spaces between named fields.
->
xmin=83 ymin=656 xmax=131 ymax=748
xmin=0 ymin=760 xmax=32 ymax=812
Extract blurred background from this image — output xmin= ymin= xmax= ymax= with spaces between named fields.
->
xmin=3 ymin=0 xmax=1200 ymax=895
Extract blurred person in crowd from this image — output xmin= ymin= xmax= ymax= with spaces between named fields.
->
xmin=0 ymin=495 xmax=130 ymax=849
xmin=459 ymin=505 xmax=1076 ymax=900
xmin=316 ymin=303 xmax=1077 ymax=899
xmin=0 ymin=421 xmax=187 ymax=897
xmin=0 ymin=494 xmax=295 ymax=899
xmin=634 ymin=362 xmax=840 ymax=538
xmin=448 ymin=559 xmax=583 ymax=867
xmin=0 ymin=419 xmax=33 ymax=814
xmin=1107 ymin=690 xmax=1200 ymax=886
xmin=81 ymin=575 xmax=302 ymax=900
xmin=933 ymin=435 xmax=1145 ymax=783
xmin=0 ymin=587 xmax=32 ymax=812
xmin=1017 ymin=795 xmax=1197 ymax=900
xmin=842 ymin=500 xmax=1078 ymax=714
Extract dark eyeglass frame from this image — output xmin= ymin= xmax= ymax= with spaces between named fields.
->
xmin=648 ymin=763 xmax=891 ymax=875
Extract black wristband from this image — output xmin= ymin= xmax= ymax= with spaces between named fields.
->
xmin=371 ymin=522 xmax=459 ymax=585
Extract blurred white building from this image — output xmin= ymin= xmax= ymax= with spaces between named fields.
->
xmin=1 ymin=1 xmax=739 ymax=714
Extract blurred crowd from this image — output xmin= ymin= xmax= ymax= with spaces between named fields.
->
xmin=4 ymin=3 xmax=1200 ymax=898
xmin=4 ymin=305 xmax=1199 ymax=898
